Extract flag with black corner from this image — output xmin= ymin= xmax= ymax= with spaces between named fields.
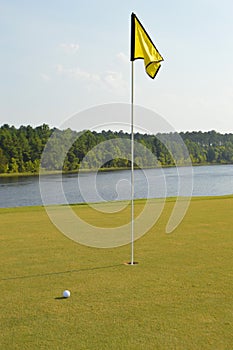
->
xmin=131 ymin=13 xmax=163 ymax=79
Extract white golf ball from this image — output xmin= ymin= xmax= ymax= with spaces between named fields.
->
xmin=63 ymin=290 xmax=71 ymax=298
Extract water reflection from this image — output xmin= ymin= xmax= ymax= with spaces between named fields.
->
xmin=0 ymin=164 xmax=233 ymax=208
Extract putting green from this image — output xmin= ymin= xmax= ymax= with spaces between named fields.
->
xmin=0 ymin=196 xmax=233 ymax=349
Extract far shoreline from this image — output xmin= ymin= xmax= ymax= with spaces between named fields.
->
xmin=0 ymin=162 xmax=232 ymax=178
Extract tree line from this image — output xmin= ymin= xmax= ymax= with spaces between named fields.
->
xmin=0 ymin=124 xmax=233 ymax=174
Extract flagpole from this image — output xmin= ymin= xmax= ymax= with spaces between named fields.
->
xmin=130 ymin=60 xmax=134 ymax=265
xmin=129 ymin=12 xmax=163 ymax=265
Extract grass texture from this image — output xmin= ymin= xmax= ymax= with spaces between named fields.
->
xmin=0 ymin=196 xmax=233 ymax=349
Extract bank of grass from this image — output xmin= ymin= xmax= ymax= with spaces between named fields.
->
xmin=0 ymin=196 xmax=233 ymax=349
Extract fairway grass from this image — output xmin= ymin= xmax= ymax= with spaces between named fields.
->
xmin=0 ymin=196 xmax=233 ymax=349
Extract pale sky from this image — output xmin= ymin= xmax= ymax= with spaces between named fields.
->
xmin=1 ymin=0 xmax=233 ymax=133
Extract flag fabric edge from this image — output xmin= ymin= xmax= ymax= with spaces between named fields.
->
xmin=130 ymin=13 xmax=136 ymax=62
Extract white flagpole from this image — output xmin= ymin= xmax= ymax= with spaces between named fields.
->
xmin=130 ymin=60 xmax=135 ymax=265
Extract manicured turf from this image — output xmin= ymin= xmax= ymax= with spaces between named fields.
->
xmin=0 ymin=196 xmax=233 ymax=349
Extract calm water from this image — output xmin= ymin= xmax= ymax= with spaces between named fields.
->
xmin=0 ymin=165 xmax=233 ymax=208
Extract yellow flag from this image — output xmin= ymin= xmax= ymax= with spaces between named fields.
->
xmin=131 ymin=13 xmax=163 ymax=79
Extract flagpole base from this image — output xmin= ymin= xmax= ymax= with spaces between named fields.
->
xmin=124 ymin=261 xmax=139 ymax=266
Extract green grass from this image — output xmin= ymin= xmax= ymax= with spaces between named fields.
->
xmin=0 ymin=196 xmax=233 ymax=349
